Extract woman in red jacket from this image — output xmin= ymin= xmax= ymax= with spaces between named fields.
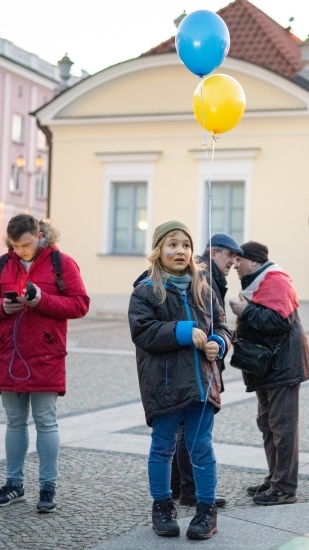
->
xmin=0 ymin=214 xmax=89 ymax=513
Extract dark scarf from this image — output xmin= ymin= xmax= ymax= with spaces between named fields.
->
xmin=199 ymin=252 xmax=227 ymax=297
xmin=241 ymin=261 xmax=273 ymax=290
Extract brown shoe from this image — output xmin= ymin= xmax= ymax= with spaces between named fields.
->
xmin=247 ymin=482 xmax=270 ymax=496
xmin=186 ymin=503 xmax=217 ymax=540
xmin=253 ymin=489 xmax=297 ymax=506
xmin=152 ymin=498 xmax=180 ymax=537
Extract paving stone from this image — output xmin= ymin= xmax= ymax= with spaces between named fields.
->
xmin=0 ymin=318 xmax=308 ymax=549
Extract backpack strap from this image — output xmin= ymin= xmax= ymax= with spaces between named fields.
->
xmin=0 ymin=253 xmax=9 ymax=277
xmin=0 ymin=251 xmax=66 ymax=294
xmin=52 ymin=250 xmax=66 ymax=294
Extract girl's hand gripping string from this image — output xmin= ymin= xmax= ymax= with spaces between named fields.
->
xmin=205 ymin=341 xmax=219 ymax=362
xmin=192 ymin=328 xmax=207 ymax=351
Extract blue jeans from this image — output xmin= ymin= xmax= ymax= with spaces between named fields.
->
xmin=149 ymin=401 xmax=216 ymax=504
xmin=1 ymin=392 xmax=60 ymax=489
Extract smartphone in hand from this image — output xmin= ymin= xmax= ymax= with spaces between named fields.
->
xmin=4 ymin=291 xmax=19 ymax=303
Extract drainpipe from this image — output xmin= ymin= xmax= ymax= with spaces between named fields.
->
xmin=36 ymin=120 xmax=52 ymax=218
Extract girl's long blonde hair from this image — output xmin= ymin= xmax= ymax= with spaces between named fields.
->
xmin=147 ymin=230 xmax=208 ymax=310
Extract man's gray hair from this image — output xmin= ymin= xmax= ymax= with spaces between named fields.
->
xmin=206 ymin=245 xmax=224 ymax=253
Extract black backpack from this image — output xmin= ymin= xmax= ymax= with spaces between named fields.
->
xmin=0 ymin=250 xmax=66 ymax=294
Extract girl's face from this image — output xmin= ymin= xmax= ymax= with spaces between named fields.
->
xmin=159 ymin=230 xmax=192 ymax=275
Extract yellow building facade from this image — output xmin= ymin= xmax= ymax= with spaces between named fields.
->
xmin=34 ymin=52 xmax=309 ymax=327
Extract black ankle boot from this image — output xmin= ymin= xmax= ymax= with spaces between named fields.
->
xmin=186 ymin=502 xmax=217 ymax=540
xmin=152 ymin=498 xmax=180 ymax=537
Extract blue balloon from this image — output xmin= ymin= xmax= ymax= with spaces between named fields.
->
xmin=175 ymin=10 xmax=230 ymax=77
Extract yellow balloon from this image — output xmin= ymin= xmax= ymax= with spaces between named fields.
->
xmin=193 ymin=74 xmax=246 ymax=134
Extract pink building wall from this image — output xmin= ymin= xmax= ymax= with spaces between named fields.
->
xmin=0 ymin=40 xmax=57 ymax=252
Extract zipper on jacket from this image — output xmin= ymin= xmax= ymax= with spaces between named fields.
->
xmin=181 ymin=294 xmax=205 ymax=401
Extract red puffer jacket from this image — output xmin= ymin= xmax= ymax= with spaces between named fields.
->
xmin=0 ymin=246 xmax=89 ymax=394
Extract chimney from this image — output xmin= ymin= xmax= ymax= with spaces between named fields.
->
xmin=298 ymin=38 xmax=309 ymax=80
xmin=174 ymin=11 xmax=186 ymax=28
xmin=54 ymin=53 xmax=74 ymax=96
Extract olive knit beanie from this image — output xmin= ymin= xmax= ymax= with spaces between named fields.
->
xmin=152 ymin=220 xmax=194 ymax=250
xmin=241 ymin=241 xmax=268 ymax=263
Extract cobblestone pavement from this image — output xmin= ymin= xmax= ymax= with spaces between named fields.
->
xmin=0 ymin=318 xmax=309 ymax=549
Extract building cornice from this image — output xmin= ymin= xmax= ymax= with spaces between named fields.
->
xmin=189 ymin=148 xmax=260 ymax=161
xmin=41 ymin=107 xmax=309 ymax=127
xmin=0 ymin=56 xmax=57 ymax=88
xmin=95 ymin=151 xmax=162 ymax=163
xmin=34 ymin=54 xmax=309 ymax=126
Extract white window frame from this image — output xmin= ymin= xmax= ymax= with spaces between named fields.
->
xmin=97 ymin=152 xmax=160 ymax=255
xmin=191 ymin=148 xmax=259 ymax=254
xmin=37 ymin=128 xmax=47 ymax=151
xmin=12 ymin=114 xmax=25 ymax=143
xmin=206 ymin=180 xmax=245 ymax=244
xmin=35 ymin=172 xmax=47 ymax=199
xmin=9 ymin=164 xmax=23 ymax=193
xmin=111 ymin=181 xmax=148 ymax=255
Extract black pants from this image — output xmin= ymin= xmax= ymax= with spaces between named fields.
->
xmin=256 ymin=384 xmax=299 ymax=495
xmin=171 ymin=423 xmax=195 ymax=497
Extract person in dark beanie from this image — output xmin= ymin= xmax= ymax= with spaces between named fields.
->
xmin=241 ymin=241 xmax=268 ymax=264
xmin=230 ymin=241 xmax=309 ymax=506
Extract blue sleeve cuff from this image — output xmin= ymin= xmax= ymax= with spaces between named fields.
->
xmin=207 ymin=334 xmax=226 ymax=359
xmin=176 ymin=321 xmax=198 ymax=346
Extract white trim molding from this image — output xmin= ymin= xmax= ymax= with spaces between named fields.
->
xmin=34 ymin=54 xmax=309 ymax=127
xmin=98 ymin=152 xmax=161 ymax=254
xmin=190 ymin=148 xmax=260 ymax=161
xmin=38 ymin=108 xmax=309 ymax=127
xmin=191 ymin=148 xmax=260 ymax=253
xmin=96 ymin=151 xmax=161 ymax=163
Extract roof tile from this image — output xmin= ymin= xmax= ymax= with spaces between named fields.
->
xmin=141 ymin=0 xmax=303 ymax=80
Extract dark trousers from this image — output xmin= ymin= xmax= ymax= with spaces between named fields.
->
xmin=256 ymin=384 xmax=299 ymax=495
xmin=171 ymin=423 xmax=195 ymax=497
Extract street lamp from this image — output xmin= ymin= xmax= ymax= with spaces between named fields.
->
xmin=15 ymin=155 xmax=45 ymax=213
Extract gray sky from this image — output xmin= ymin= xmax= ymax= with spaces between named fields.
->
xmin=0 ymin=1 xmax=308 ymax=76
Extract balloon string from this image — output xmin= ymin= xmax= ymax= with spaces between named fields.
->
xmin=204 ymin=133 xmax=216 ymax=335
xmin=200 ymin=82 xmax=217 ymax=334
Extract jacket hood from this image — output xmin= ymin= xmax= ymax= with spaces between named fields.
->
xmin=5 ymin=218 xmax=61 ymax=249
xmin=133 ymin=270 xmax=149 ymax=288
xmin=37 ymin=218 xmax=61 ymax=247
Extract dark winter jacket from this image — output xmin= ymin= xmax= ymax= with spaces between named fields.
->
xmin=128 ymin=276 xmax=231 ymax=426
xmin=234 ymin=267 xmax=309 ymax=392
xmin=0 ymin=228 xmax=89 ymax=394
xmin=197 ymin=253 xmax=228 ymax=387
xmin=198 ymin=253 xmax=227 ymax=310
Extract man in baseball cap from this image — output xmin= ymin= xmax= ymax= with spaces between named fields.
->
xmin=200 ymin=233 xmax=243 ymax=310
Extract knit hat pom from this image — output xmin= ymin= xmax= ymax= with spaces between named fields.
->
xmin=152 ymin=220 xmax=193 ymax=250
xmin=241 ymin=241 xmax=268 ymax=263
